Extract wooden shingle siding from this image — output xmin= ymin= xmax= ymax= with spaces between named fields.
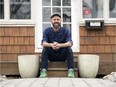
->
xmin=0 ymin=27 xmax=36 ymax=75
xmin=80 ymin=26 xmax=116 ymax=74
xmin=0 ymin=25 xmax=116 ymax=75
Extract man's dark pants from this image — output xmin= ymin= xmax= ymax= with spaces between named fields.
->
xmin=41 ymin=47 xmax=74 ymax=70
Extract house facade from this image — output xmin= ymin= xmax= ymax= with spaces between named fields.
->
xmin=0 ymin=0 xmax=116 ymax=75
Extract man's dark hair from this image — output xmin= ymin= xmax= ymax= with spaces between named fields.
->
xmin=50 ymin=14 xmax=61 ymax=19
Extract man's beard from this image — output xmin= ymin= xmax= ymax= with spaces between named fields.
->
xmin=53 ymin=22 xmax=60 ymax=29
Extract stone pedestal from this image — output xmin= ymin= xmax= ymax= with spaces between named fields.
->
xmin=18 ymin=55 xmax=39 ymax=78
xmin=78 ymin=54 xmax=99 ymax=78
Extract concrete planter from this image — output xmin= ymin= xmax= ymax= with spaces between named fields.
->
xmin=78 ymin=54 xmax=99 ymax=78
xmin=18 ymin=55 xmax=39 ymax=78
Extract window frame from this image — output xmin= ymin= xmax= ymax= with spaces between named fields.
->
xmin=0 ymin=0 xmax=35 ymax=25
xmin=79 ymin=0 xmax=116 ymax=25
xmin=35 ymin=0 xmax=80 ymax=52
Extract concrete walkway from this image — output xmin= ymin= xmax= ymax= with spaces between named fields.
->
xmin=0 ymin=78 xmax=116 ymax=87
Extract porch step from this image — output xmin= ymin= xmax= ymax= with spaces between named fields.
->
xmin=39 ymin=54 xmax=78 ymax=77
xmin=47 ymin=68 xmax=78 ymax=77
xmin=40 ymin=61 xmax=78 ymax=77
xmin=0 ymin=61 xmax=19 ymax=75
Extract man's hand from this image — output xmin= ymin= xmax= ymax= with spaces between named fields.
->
xmin=42 ymin=41 xmax=72 ymax=49
xmin=52 ymin=42 xmax=61 ymax=50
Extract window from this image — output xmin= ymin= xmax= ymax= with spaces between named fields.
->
xmin=42 ymin=0 xmax=71 ymax=32
xmin=82 ymin=0 xmax=103 ymax=18
xmin=109 ymin=0 xmax=116 ymax=18
xmin=80 ymin=0 xmax=116 ymax=24
xmin=0 ymin=0 xmax=34 ymax=24
xmin=10 ymin=0 xmax=31 ymax=19
xmin=0 ymin=0 xmax=4 ymax=19
xmin=35 ymin=0 xmax=79 ymax=52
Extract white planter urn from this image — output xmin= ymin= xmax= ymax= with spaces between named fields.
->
xmin=78 ymin=54 xmax=99 ymax=78
xmin=18 ymin=55 xmax=39 ymax=78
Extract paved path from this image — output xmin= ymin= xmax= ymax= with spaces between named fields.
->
xmin=0 ymin=78 xmax=116 ymax=87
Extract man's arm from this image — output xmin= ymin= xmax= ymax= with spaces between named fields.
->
xmin=41 ymin=42 xmax=53 ymax=47
xmin=42 ymin=42 xmax=57 ymax=50
xmin=59 ymin=41 xmax=72 ymax=47
xmin=53 ymin=41 xmax=72 ymax=50
xmin=42 ymin=41 xmax=72 ymax=50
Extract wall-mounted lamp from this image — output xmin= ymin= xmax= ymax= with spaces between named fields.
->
xmin=85 ymin=20 xmax=104 ymax=30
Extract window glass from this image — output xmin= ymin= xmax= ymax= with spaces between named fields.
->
xmin=63 ymin=24 xmax=71 ymax=34
xmin=0 ymin=0 xmax=4 ymax=19
xmin=52 ymin=7 xmax=61 ymax=15
xmin=63 ymin=8 xmax=71 ymax=22
xmin=63 ymin=0 xmax=71 ymax=6
xmin=109 ymin=0 xmax=116 ymax=18
xmin=52 ymin=0 xmax=61 ymax=6
xmin=42 ymin=0 xmax=50 ymax=6
xmin=42 ymin=7 xmax=51 ymax=22
xmin=43 ymin=24 xmax=51 ymax=31
xmin=10 ymin=0 xmax=31 ymax=19
xmin=42 ymin=0 xmax=71 ymax=32
xmin=83 ymin=0 xmax=103 ymax=18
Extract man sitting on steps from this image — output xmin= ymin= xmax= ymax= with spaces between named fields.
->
xmin=40 ymin=13 xmax=74 ymax=78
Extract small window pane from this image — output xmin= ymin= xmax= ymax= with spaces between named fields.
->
xmin=10 ymin=0 xmax=31 ymax=19
xmin=63 ymin=24 xmax=71 ymax=34
xmin=43 ymin=24 xmax=51 ymax=31
xmin=53 ymin=7 xmax=61 ymax=15
xmin=109 ymin=0 xmax=116 ymax=18
xmin=42 ymin=0 xmax=51 ymax=6
xmin=52 ymin=0 xmax=61 ymax=6
xmin=63 ymin=0 xmax=71 ymax=6
xmin=63 ymin=8 xmax=71 ymax=22
xmin=0 ymin=0 xmax=4 ymax=19
xmin=42 ymin=7 xmax=51 ymax=22
xmin=83 ymin=0 xmax=103 ymax=18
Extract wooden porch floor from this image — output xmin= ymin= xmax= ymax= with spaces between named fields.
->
xmin=0 ymin=78 xmax=116 ymax=87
